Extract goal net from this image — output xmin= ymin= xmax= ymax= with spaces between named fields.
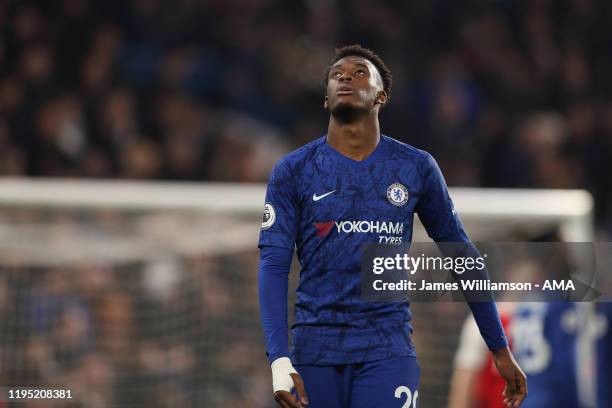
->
xmin=0 ymin=178 xmax=593 ymax=408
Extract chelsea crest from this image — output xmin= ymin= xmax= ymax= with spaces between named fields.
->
xmin=387 ymin=183 xmax=409 ymax=206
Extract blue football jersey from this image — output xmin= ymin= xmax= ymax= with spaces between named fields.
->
xmin=511 ymin=302 xmax=593 ymax=407
xmin=259 ymin=135 xmax=474 ymax=365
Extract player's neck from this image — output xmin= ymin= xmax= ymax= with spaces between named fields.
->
xmin=326 ymin=116 xmax=380 ymax=161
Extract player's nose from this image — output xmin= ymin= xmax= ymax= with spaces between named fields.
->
xmin=339 ymin=73 xmax=353 ymax=82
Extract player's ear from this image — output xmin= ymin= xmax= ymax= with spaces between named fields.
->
xmin=376 ymin=91 xmax=387 ymax=107
xmin=324 ymin=96 xmax=328 ymax=109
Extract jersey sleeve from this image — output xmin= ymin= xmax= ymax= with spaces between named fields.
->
xmin=258 ymin=245 xmax=293 ymax=363
xmin=258 ymin=159 xmax=300 ymax=250
xmin=416 ymin=152 xmax=508 ymax=352
xmin=415 ymin=153 xmax=468 ymax=242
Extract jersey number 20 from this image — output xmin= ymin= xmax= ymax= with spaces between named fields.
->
xmin=395 ymin=386 xmax=418 ymax=408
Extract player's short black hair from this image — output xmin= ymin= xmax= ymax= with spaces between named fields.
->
xmin=323 ymin=44 xmax=393 ymax=102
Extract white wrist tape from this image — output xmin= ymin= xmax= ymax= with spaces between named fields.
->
xmin=271 ymin=357 xmax=298 ymax=393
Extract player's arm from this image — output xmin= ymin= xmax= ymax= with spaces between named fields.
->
xmin=415 ymin=153 xmax=527 ymax=407
xmin=258 ymin=160 xmax=308 ymax=408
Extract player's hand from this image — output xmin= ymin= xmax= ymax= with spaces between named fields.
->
xmin=493 ymin=347 xmax=527 ymax=407
xmin=271 ymin=357 xmax=309 ymax=408
xmin=274 ymin=372 xmax=308 ymax=408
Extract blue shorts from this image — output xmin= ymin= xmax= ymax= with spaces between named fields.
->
xmin=294 ymin=356 xmax=420 ymax=408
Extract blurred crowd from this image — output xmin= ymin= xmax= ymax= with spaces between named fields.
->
xmin=0 ymin=229 xmax=272 ymax=407
xmin=1 ymin=0 xmax=612 ymax=233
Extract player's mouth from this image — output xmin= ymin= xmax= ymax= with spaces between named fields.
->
xmin=336 ymin=86 xmax=354 ymax=95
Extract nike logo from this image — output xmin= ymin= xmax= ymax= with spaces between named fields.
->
xmin=312 ymin=190 xmax=336 ymax=202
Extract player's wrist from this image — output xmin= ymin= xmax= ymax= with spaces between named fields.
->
xmin=271 ymin=356 xmax=295 ymax=371
xmin=492 ymin=346 xmax=519 ymax=368
xmin=487 ymin=335 xmax=509 ymax=353
xmin=271 ymin=357 xmax=298 ymax=393
xmin=492 ymin=346 xmax=511 ymax=358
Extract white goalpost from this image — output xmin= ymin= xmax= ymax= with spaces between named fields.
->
xmin=0 ymin=178 xmax=593 ymax=259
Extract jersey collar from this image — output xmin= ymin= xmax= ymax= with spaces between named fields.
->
xmin=323 ymin=134 xmax=387 ymax=168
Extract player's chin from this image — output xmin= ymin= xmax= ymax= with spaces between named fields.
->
xmin=330 ymin=100 xmax=367 ymax=117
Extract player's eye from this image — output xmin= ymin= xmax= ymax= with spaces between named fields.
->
xmin=331 ymin=72 xmax=342 ymax=79
xmin=355 ymin=69 xmax=366 ymax=76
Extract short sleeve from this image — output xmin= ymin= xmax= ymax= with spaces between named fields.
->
xmin=258 ymin=160 xmax=299 ymax=250
xmin=416 ymin=153 xmax=468 ymax=242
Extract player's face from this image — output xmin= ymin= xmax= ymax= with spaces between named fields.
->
xmin=325 ymin=57 xmax=386 ymax=115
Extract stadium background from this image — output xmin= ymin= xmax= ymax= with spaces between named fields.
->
xmin=0 ymin=0 xmax=611 ymax=407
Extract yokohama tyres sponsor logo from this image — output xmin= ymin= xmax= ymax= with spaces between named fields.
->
xmin=314 ymin=220 xmax=404 ymax=237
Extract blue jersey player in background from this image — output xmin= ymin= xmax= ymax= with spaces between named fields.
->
xmin=258 ymin=45 xmax=527 ymax=408
xmin=512 ymin=303 xmax=581 ymax=407
xmin=512 ymin=302 xmax=608 ymax=408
